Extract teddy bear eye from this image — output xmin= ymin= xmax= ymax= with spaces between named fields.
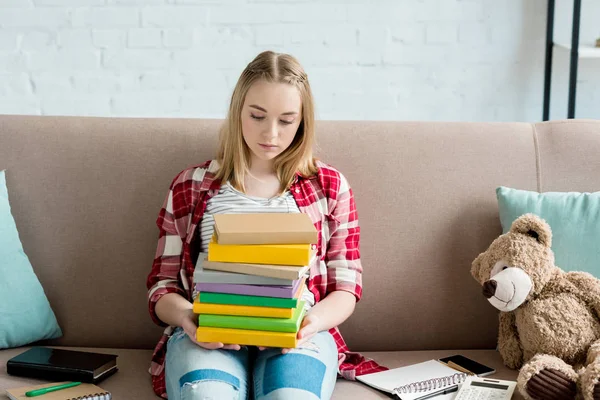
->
xmin=502 ymin=266 xmax=508 ymax=270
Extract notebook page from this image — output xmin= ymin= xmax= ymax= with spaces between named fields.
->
xmin=356 ymin=360 xmax=461 ymax=400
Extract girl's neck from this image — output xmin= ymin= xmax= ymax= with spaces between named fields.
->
xmin=244 ymin=156 xmax=281 ymax=198
xmin=248 ymin=156 xmax=276 ymax=178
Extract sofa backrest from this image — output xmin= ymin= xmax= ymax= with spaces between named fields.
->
xmin=1 ymin=116 xmax=599 ymax=351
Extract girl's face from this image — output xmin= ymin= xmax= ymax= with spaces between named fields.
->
xmin=241 ymin=79 xmax=302 ymax=166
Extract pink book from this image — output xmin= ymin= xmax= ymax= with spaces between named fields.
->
xmin=196 ymin=277 xmax=305 ymax=299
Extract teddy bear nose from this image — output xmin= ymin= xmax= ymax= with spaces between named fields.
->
xmin=482 ymin=280 xmax=497 ymax=298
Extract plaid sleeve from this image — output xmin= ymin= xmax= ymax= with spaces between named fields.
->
xmin=324 ymin=171 xmax=363 ymax=301
xmin=146 ymin=173 xmax=189 ymax=327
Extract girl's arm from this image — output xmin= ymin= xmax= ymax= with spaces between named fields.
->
xmin=305 ymin=290 xmax=357 ymax=332
xmin=155 ymin=292 xmax=193 ymax=328
xmin=147 ymin=169 xmax=240 ymax=350
xmin=146 ymin=172 xmax=190 ymax=327
xmin=279 ymin=291 xmax=356 ymax=354
xmin=279 ymin=290 xmax=355 ymax=353
xmin=281 ymin=170 xmax=362 ymax=353
xmin=155 ymin=293 xmax=241 ymax=350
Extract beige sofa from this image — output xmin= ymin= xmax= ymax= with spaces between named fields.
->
xmin=1 ymin=115 xmax=599 ymax=399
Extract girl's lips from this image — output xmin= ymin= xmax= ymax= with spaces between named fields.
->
xmin=259 ymin=144 xmax=278 ymax=149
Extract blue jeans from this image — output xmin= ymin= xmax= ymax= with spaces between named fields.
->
xmin=165 ymin=327 xmax=339 ymax=400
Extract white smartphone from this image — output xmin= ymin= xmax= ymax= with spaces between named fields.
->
xmin=438 ymin=354 xmax=496 ymax=377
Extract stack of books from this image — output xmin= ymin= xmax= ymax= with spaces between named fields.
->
xmin=193 ymin=213 xmax=318 ymax=348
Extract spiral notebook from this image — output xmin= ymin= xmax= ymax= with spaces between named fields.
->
xmin=5 ymin=382 xmax=111 ymax=400
xmin=356 ymin=360 xmax=468 ymax=400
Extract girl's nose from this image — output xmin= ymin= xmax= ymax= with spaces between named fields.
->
xmin=264 ymin=120 xmax=278 ymax=138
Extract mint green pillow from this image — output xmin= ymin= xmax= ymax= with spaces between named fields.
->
xmin=497 ymin=186 xmax=600 ymax=276
xmin=0 ymin=170 xmax=62 ymax=348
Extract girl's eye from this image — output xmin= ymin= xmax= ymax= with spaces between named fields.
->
xmin=280 ymin=120 xmax=294 ymax=125
xmin=250 ymin=114 xmax=264 ymax=120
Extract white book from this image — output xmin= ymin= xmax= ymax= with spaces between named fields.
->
xmin=356 ymin=360 xmax=467 ymax=400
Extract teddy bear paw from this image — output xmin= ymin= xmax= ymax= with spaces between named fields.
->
xmin=525 ymin=368 xmax=577 ymax=400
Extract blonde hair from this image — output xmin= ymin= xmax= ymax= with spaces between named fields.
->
xmin=215 ymin=50 xmax=318 ymax=194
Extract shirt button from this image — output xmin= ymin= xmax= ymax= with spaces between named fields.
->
xmin=295 ymin=188 xmax=300 ymax=193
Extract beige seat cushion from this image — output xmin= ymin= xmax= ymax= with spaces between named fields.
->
xmin=1 ymin=347 xmax=523 ymax=399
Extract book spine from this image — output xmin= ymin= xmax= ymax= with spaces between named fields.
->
xmin=198 ymin=302 xmax=306 ymax=333
xmin=194 ymin=270 xmax=294 ymax=286
xmin=207 ymin=242 xmax=311 ymax=266
xmin=199 ymin=292 xmax=298 ymax=308
xmin=196 ymin=326 xmax=297 ymax=348
xmin=202 ymin=260 xmax=304 ymax=280
xmin=196 ymin=282 xmax=296 ymax=298
xmin=193 ymin=301 xmax=293 ymax=318
xmin=6 ymin=362 xmax=94 ymax=383
xmin=198 ymin=314 xmax=297 ymax=332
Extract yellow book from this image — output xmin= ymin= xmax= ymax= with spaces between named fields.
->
xmin=196 ymin=326 xmax=298 ymax=348
xmin=208 ymin=235 xmax=313 ymax=266
xmin=193 ymin=300 xmax=293 ymax=319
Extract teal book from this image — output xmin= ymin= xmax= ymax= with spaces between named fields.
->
xmin=198 ymin=301 xmax=306 ymax=333
xmin=199 ymin=291 xmax=299 ymax=309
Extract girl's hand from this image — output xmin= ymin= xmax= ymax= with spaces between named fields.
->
xmin=284 ymin=313 xmax=321 ymax=353
xmin=180 ymin=310 xmax=241 ymax=351
xmin=259 ymin=313 xmax=321 ymax=354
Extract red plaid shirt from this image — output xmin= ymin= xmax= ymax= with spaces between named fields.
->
xmin=146 ymin=159 xmax=386 ymax=398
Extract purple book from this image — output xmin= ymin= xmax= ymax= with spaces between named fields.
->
xmin=196 ymin=278 xmax=304 ymax=299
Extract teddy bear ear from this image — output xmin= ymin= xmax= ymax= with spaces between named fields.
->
xmin=509 ymin=213 xmax=552 ymax=248
xmin=471 ymin=253 xmax=486 ymax=282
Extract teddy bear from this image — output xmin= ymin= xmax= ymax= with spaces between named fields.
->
xmin=470 ymin=213 xmax=600 ymax=400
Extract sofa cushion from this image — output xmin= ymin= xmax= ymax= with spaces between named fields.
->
xmin=0 ymin=171 xmax=62 ymax=349
xmin=0 ymin=348 xmax=522 ymax=399
xmin=497 ymin=186 xmax=600 ymax=276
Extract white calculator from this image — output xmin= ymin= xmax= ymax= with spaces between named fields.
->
xmin=454 ymin=376 xmax=517 ymax=400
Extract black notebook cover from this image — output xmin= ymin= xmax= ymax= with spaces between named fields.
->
xmin=6 ymin=347 xmax=118 ymax=384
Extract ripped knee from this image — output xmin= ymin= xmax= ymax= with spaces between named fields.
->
xmin=180 ymin=369 xmax=241 ymax=400
xmin=261 ymin=354 xmax=326 ymax=398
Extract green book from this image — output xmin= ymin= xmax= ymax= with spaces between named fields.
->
xmin=198 ymin=301 xmax=306 ymax=333
xmin=199 ymin=291 xmax=298 ymax=308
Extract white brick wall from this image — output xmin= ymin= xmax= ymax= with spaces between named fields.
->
xmin=0 ymin=0 xmax=598 ymax=121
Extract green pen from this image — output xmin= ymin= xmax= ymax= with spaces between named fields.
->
xmin=25 ymin=382 xmax=82 ymax=397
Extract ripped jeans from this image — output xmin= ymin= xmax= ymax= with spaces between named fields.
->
xmin=164 ymin=327 xmax=339 ymax=400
